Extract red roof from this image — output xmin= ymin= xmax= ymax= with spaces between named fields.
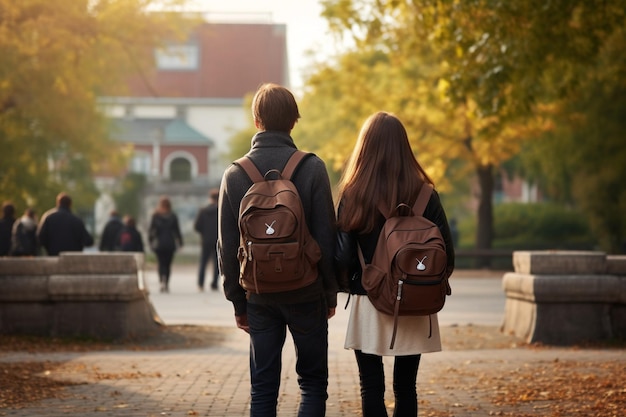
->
xmin=124 ymin=23 xmax=288 ymax=99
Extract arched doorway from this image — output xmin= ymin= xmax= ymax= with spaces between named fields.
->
xmin=170 ymin=157 xmax=192 ymax=182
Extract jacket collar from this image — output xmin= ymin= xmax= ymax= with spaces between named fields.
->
xmin=250 ymin=131 xmax=297 ymax=149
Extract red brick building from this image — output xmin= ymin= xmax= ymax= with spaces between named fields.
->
xmin=96 ymin=21 xmax=289 ymax=238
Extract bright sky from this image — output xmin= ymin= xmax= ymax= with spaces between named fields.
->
xmin=183 ymin=0 xmax=339 ymax=96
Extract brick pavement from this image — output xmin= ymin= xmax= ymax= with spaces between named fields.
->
xmin=1 ymin=265 xmax=624 ymax=416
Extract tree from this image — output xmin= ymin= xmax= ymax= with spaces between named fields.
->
xmin=316 ymin=0 xmax=625 ymax=255
xmin=0 ymin=0 xmax=191 ymax=214
xmin=520 ymin=25 xmax=626 ymax=252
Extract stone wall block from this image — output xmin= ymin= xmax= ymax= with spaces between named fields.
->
xmin=532 ymin=275 xmax=621 ymax=303
xmin=51 ymin=299 xmax=159 ymax=340
xmin=513 ymin=251 xmax=607 ymax=275
xmin=502 ymin=272 xmax=536 ymax=301
xmin=531 ymin=303 xmax=612 ymax=345
xmin=611 ymin=305 xmax=626 ymax=340
xmin=606 ymin=255 xmax=626 ymax=275
xmin=0 ymin=303 xmax=54 ymax=336
xmin=0 ymin=276 xmax=49 ymax=301
xmin=48 ymin=274 xmax=143 ymax=301
xmin=57 ymin=253 xmax=143 ymax=274
xmin=0 ymin=257 xmax=59 ymax=275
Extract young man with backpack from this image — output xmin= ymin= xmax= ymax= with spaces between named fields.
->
xmin=218 ymin=83 xmax=338 ymax=417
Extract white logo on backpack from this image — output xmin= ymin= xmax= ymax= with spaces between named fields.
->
xmin=265 ymin=220 xmax=276 ymax=235
xmin=416 ymin=256 xmax=428 ymax=271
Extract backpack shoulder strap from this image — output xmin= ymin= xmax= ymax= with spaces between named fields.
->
xmin=413 ymin=183 xmax=434 ymax=216
xmin=281 ymin=150 xmax=310 ymax=180
xmin=234 ymin=157 xmax=264 ymax=183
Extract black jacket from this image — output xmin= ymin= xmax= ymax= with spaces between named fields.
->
xmin=148 ymin=212 xmax=183 ymax=252
xmin=116 ymin=225 xmax=144 ymax=253
xmin=194 ymin=203 xmax=218 ymax=250
xmin=99 ymin=216 xmax=123 ymax=251
xmin=0 ymin=216 xmax=16 ymax=256
xmin=218 ymin=131 xmax=338 ymax=316
xmin=335 ymin=189 xmax=456 ymax=295
xmin=37 ymin=207 xmax=94 ymax=256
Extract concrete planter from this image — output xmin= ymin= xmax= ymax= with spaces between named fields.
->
xmin=0 ymin=253 xmax=159 ymax=340
xmin=502 ymin=251 xmax=626 ymax=345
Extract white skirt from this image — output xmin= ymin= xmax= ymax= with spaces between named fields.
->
xmin=344 ymin=295 xmax=442 ymax=356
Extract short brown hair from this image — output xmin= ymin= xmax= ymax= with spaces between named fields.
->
xmin=56 ymin=192 xmax=72 ymax=208
xmin=251 ymin=83 xmax=300 ymax=132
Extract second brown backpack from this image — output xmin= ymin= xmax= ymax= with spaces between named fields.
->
xmin=359 ymin=183 xmax=451 ymax=349
xmin=235 ymin=151 xmax=321 ymax=294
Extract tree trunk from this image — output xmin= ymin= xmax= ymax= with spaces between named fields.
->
xmin=475 ymin=164 xmax=494 ymax=267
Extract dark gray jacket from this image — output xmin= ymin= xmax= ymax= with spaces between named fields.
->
xmin=218 ymin=131 xmax=338 ymax=316
xmin=37 ymin=207 xmax=94 ymax=256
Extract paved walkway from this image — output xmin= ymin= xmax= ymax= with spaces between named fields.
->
xmin=1 ymin=265 xmax=624 ymax=416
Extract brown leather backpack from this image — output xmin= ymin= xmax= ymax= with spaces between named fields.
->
xmin=235 ymin=151 xmax=321 ymax=294
xmin=359 ymin=183 xmax=451 ymax=349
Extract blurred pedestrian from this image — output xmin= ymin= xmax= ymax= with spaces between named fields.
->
xmin=0 ymin=201 xmax=16 ymax=256
xmin=116 ymin=215 xmax=144 ymax=253
xmin=194 ymin=188 xmax=219 ymax=292
xmin=148 ymin=196 xmax=183 ymax=293
xmin=100 ymin=210 xmax=123 ymax=251
xmin=37 ymin=192 xmax=94 ymax=256
xmin=11 ymin=207 xmax=38 ymax=256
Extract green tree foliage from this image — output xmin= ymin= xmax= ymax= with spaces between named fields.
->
xmin=113 ymin=172 xmax=147 ymax=220
xmin=521 ymin=25 xmax=626 ymax=252
xmin=0 ymin=0 xmax=190 ymax=214
xmin=312 ymin=0 xmax=625 ymax=253
xmin=226 ymin=94 xmax=257 ymax=161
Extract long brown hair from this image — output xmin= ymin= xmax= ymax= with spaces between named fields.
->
xmin=337 ymin=111 xmax=433 ymax=233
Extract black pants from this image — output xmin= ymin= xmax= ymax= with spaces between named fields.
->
xmin=155 ymin=249 xmax=175 ymax=287
xmin=354 ymin=350 xmax=421 ymax=417
xmin=197 ymin=244 xmax=218 ymax=288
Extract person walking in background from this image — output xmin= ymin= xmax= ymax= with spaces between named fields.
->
xmin=218 ymin=83 xmax=338 ymax=417
xmin=37 ymin=192 xmax=94 ymax=256
xmin=116 ymin=215 xmax=144 ymax=253
xmin=0 ymin=202 xmax=16 ymax=256
xmin=149 ymin=196 xmax=183 ymax=293
xmin=335 ymin=112 xmax=455 ymax=417
xmin=11 ymin=207 xmax=38 ymax=256
xmin=194 ymin=188 xmax=219 ymax=292
xmin=99 ymin=210 xmax=123 ymax=251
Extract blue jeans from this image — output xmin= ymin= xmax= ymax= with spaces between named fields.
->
xmin=247 ymin=298 xmax=329 ymax=417
xmin=354 ymin=350 xmax=421 ymax=417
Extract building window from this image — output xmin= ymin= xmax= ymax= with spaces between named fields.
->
xmin=130 ymin=152 xmax=151 ymax=175
xmin=170 ymin=157 xmax=191 ymax=182
xmin=155 ymin=45 xmax=199 ymax=70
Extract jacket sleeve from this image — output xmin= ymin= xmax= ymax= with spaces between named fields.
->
xmin=335 ymin=201 xmax=358 ymax=292
xmin=335 ymin=228 xmax=356 ymax=292
xmin=193 ymin=209 xmax=203 ymax=233
xmin=218 ymin=166 xmax=248 ymax=316
xmin=174 ymin=215 xmax=183 ymax=247
xmin=307 ymin=156 xmax=338 ymax=309
xmin=425 ymin=190 xmax=455 ymax=278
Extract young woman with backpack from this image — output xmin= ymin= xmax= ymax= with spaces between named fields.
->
xmin=335 ymin=111 xmax=456 ymax=417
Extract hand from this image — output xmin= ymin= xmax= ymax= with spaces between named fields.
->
xmin=235 ymin=314 xmax=249 ymax=333
xmin=327 ymin=307 xmax=336 ymax=319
